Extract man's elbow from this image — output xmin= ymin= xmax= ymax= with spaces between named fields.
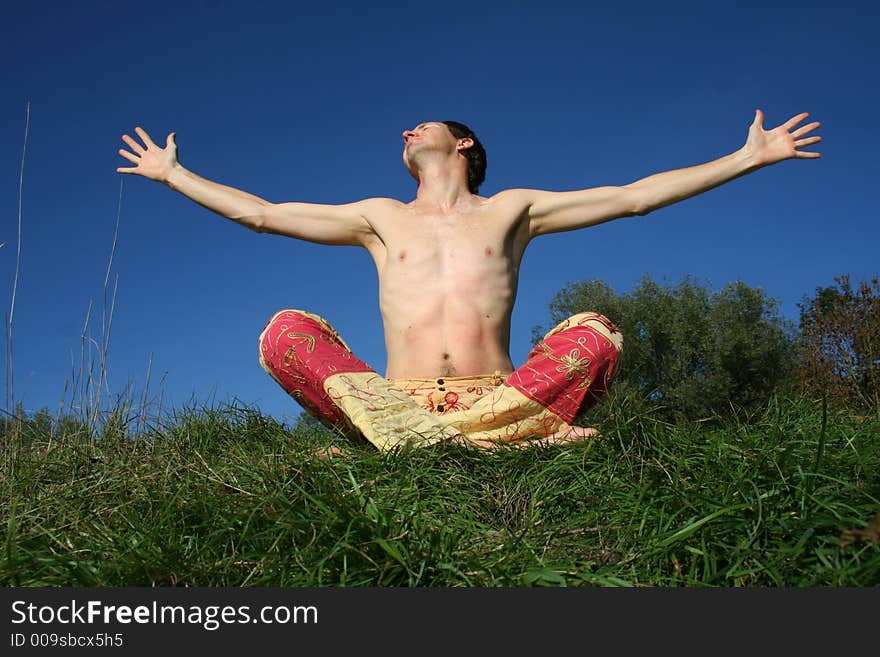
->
xmin=248 ymin=204 xmax=274 ymax=233
xmin=626 ymin=188 xmax=651 ymax=217
xmin=243 ymin=216 xmax=267 ymax=233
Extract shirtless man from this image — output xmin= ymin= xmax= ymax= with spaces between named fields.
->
xmin=117 ymin=110 xmax=821 ymax=450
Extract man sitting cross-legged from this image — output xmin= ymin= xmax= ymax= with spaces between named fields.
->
xmin=117 ymin=111 xmax=821 ymax=450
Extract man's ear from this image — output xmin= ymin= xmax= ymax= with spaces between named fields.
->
xmin=457 ymin=137 xmax=474 ymax=153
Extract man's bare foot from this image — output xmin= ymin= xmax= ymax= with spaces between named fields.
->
xmin=312 ymin=445 xmax=351 ymax=460
xmin=544 ymin=425 xmax=601 ymax=445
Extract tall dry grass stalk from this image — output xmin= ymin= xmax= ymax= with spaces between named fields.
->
xmin=87 ymin=179 xmax=124 ymax=431
xmin=66 ymin=178 xmax=125 ymax=437
xmin=66 ymin=175 xmax=170 ymax=440
xmin=5 ymin=101 xmax=30 ymax=421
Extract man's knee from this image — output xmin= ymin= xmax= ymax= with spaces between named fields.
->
xmin=259 ymin=309 xmax=316 ymax=371
xmin=258 ymin=308 xmax=356 ymax=374
xmin=546 ymin=311 xmax=624 ymax=357
xmin=258 ymin=308 xmax=333 ymax=346
xmin=260 ymin=308 xmax=323 ymax=335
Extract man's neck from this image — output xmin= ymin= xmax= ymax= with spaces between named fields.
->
xmin=412 ymin=160 xmax=473 ymax=211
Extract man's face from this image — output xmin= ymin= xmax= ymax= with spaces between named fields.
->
xmin=402 ymin=121 xmax=455 ymax=154
xmin=401 ymin=122 xmax=460 ymax=175
xmin=402 ymin=121 xmax=449 ymax=146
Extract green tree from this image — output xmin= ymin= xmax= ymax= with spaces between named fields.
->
xmin=538 ymin=274 xmax=798 ymax=423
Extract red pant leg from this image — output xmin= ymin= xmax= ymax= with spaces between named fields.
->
xmin=258 ymin=309 xmax=374 ymax=433
xmin=447 ymin=312 xmax=624 ymax=443
xmin=508 ymin=311 xmax=624 ymax=424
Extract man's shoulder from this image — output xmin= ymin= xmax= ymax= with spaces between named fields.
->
xmin=353 ymin=196 xmax=407 ymax=214
xmin=484 ymin=188 xmax=537 ymax=209
xmin=358 ymin=196 xmax=405 ymax=206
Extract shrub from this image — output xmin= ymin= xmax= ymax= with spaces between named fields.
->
xmin=539 ymin=274 xmax=798 ymax=423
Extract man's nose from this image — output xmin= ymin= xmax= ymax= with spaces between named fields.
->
xmin=402 ymin=129 xmax=415 ymax=141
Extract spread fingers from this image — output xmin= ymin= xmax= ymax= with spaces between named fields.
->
xmin=121 ymin=134 xmax=144 ymax=154
xmin=118 ymin=148 xmax=139 ymax=164
xmin=134 ymin=126 xmax=157 ymax=148
xmin=782 ymin=112 xmax=810 ymax=131
xmin=791 ymin=121 xmax=821 ymax=138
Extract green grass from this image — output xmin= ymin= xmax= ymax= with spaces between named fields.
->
xmin=1 ymin=396 xmax=878 ymax=587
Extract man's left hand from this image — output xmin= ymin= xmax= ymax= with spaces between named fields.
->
xmin=744 ymin=109 xmax=822 ymax=167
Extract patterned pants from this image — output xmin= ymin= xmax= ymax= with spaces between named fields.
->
xmin=258 ymin=310 xmax=623 ymax=450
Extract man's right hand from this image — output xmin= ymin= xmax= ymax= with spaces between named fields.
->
xmin=117 ymin=126 xmax=178 ymax=183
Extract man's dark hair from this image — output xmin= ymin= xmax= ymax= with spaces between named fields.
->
xmin=442 ymin=121 xmax=486 ymax=194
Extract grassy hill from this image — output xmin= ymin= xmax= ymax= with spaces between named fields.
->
xmin=2 ymin=396 xmax=878 ymax=586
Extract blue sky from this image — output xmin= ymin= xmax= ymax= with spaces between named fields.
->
xmin=1 ymin=1 xmax=877 ymax=427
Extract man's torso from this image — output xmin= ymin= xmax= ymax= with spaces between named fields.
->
xmin=358 ymin=190 xmax=533 ymax=378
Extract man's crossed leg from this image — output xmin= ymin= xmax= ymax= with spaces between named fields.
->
xmin=258 ymin=310 xmax=623 ymax=450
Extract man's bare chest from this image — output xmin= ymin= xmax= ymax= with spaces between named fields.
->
xmin=366 ymin=204 xmax=528 ymax=269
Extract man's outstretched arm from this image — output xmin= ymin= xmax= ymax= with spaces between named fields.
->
xmin=525 ymin=109 xmax=822 ymax=237
xmin=117 ymin=126 xmax=376 ymax=246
